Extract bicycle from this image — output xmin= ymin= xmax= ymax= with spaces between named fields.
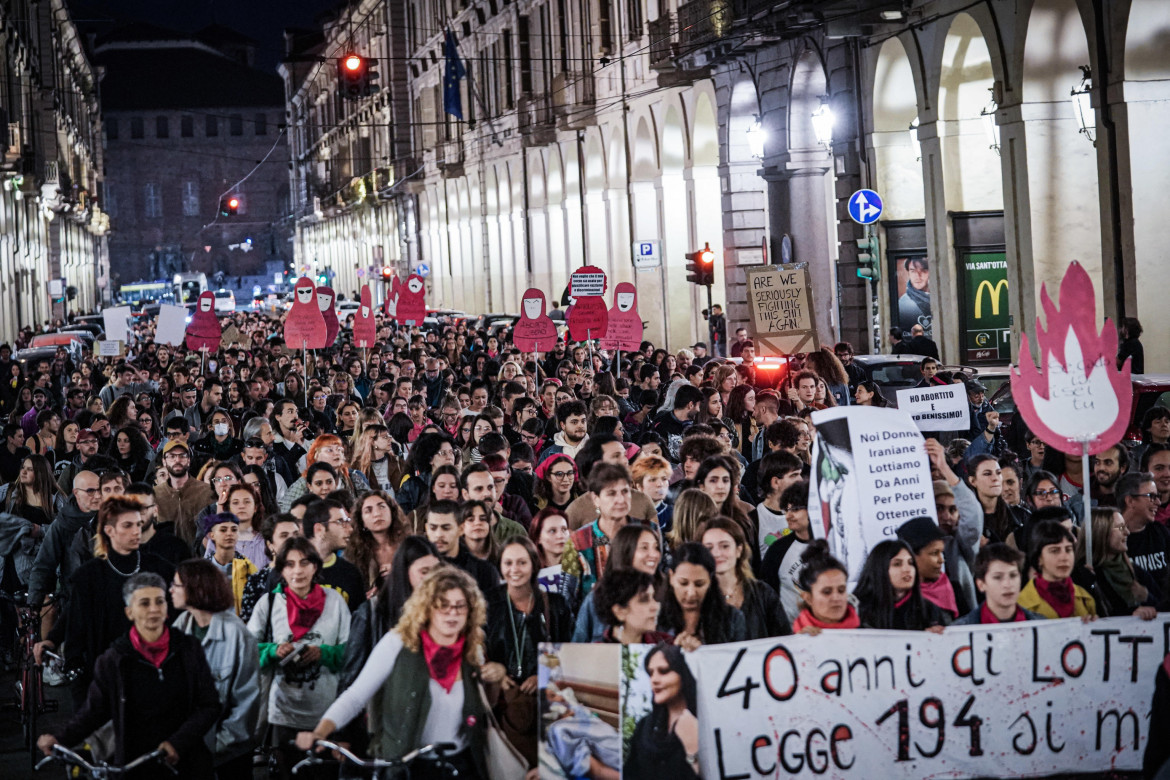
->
xmin=1 ymin=590 xmax=77 ymax=768
xmin=34 ymin=743 xmax=178 ymax=778
xmin=292 ymin=739 xmax=459 ymax=779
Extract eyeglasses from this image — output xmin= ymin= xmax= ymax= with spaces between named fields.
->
xmin=1135 ymin=492 xmax=1161 ymax=501
xmin=435 ymin=599 xmax=469 ymax=615
xmin=550 ymin=470 xmax=575 ymax=480
xmin=212 ymin=476 xmax=235 ymax=484
xmin=329 ymin=515 xmax=353 ymax=525
xmin=76 ymin=486 xmax=100 ymax=495
xmin=1032 ymin=489 xmax=1062 ymax=498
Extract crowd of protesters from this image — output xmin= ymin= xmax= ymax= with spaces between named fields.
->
xmin=0 ymin=304 xmax=1164 ymax=778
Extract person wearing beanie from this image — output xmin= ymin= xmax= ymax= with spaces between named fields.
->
xmin=202 ymin=512 xmax=258 ymax=616
xmin=896 ymin=516 xmax=960 ymax=622
xmin=925 ymin=438 xmax=984 ymax=611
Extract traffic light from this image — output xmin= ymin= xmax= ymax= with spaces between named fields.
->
xmin=219 ymin=196 xmax=239 ymax=217
xmin=380 ymin=266 xmax=395 ymax=282
xmin=338 ymin=54 xmax=378 ymax=99
xmin=685 ymin=242 xmax=716 ymax=287
xmin=856 ymin=233 xmax=881 ymax=281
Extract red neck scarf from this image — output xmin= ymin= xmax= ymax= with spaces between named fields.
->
xmin=420 ymin=630 xmax=465 ymax=693
xmin=792 ymin=604 xmax=861 ymax=632
xmin=130 ymin=626 xmax=170 ymax=668
xmin=980 ymin=603 xmax=1027 ymax=624
xmin=1033 ymin=576 xmax=1075 ymax=618
xmin=920 ymin=575 xmax=959 ymax=617
xmin=285 ymin=584 xmax=326 ymax=641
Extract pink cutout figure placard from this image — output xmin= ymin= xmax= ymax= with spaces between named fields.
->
xmin=601 ymin=282 xmax=643 ymax=351
xmin=396 ymin=273 xmax=427 ymax=325
xmin=354 ymin=284 xmax=377 ymax=348
xmin=513 ymin=288 xmax=559 ymax=353
xmin=185 ymin=291 xmax=222 ymax=353
xmin=385 ymin=276 xmax=400 ymax=318
xmin=284 ymin=276 xmax=328 ymax=349
xmin=567 ymin=266 xmax=608 ymax=342
xmin=316 ymin=285 xmax=340 ymax=347
xmin=1011 ymin=261 xmax=1132 ymax=457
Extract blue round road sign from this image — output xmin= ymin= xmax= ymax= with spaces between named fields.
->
xmin=416 ymin=263 xmax=430 ymax=278
xmin=848 ymin=189 xmax=883 ymax=225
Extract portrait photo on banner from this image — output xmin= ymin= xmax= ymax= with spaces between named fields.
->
xmin=538 ymin=643 xmax=623 ymax=780
xmin=620 ymin=642 xmax=701 ymax=780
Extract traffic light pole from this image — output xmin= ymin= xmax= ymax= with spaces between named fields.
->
xmin=705 ymin=283 xmax=713 ymax=322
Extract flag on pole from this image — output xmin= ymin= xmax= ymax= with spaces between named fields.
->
xmin=443 ymin=30 xmax=466 ymax=120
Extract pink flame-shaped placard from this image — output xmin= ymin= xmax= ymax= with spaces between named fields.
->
xmin=1011 ymin=262 xmax=1131 ymax=456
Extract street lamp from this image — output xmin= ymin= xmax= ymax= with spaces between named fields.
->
xmin=980 ymin=91 xmax=1000 ymax=156
xmin=746 ymin=116 xmax=766 ymax=159
xmin=908 ymin=116 xmax=921 ymax=161
xmin=1071 ymin=65 xmax=1096 ymax=146
xmin=810 ymin=97 xmax=834 ymax=148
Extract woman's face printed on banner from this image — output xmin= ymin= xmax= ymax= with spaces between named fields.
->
xmin=648 ymin=651 xmax=684 ymax=705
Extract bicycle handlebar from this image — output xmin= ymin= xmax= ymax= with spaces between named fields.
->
xmin=292 ymin=740 xmax=458 ymax=774
xmin=35 ymin=744 xmax=177 ymax=776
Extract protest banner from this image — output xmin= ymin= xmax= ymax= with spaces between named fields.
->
xmin=808 ymin=407 xmax=935 ymax=582
xmin=316 ymin=285 xmax=339 ymax=347
xmin=103 ymin=306 xmax=132 ymax=343
xmin=696 ymin=616 xmax=1170 ymax=779
xmin=154 ymin=304 xmax=188 ymax=346
xmin=600 ymin=282 xmax=644 ymax=352
xmin=185 ymin=291 xmax=222 ymax=352
xmin=1011 ymin=261 xmax=1132 ymax=562
xmin=745 ymin=265 xmax=818 ymax=355
xmin=354 ymin=284 xmax=377 ymax=348
xmin=568 ymin=266 xmax=609 ymax=342
xmin=96 ymin=340 xmax=123 ymax=357
xmin=895 ymin=383 xmax=970 ymax=432
xmin=568 ymin=265 xmax=608 ymax=298
xmin=539 ymin=643 xmax=622 ymax=779
xmin=283 ymin=276 xmax=327 ymax=350
xmin=395 ymin=274 xmax=427 ymax=325
xmin=514 ymin=289 xmax=559 ymax=353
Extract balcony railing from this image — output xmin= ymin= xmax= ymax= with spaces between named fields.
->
xmin=677 ymin=0 xmax=733 ymax=49
xmin=648 ymin=14 xmax=677 ymax=68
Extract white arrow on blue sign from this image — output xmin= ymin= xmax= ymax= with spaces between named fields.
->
xmin=416 ymin=264 xmax=430 ymax=278
xmin=847 ymin=189 xmax=884 ymax=225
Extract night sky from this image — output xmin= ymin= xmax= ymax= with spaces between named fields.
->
xmin=70 ymin=0 xmax=341 ymax=72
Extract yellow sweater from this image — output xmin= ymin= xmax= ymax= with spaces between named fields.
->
xmin=1017 ymin=578 xmax=1096 ymax=619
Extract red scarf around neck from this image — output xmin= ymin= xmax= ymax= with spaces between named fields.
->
xmin=792 ymin=604 xmax=861 ymax=632
xmin=285 ymin=584 xmax=326 ymax=641
xmin=980 ymin=603 xmax=1027 ymax=623
xmin=920 ymin=575 xmax=959 ymax=617
xmin=1033 ymin=576 xmax=1075 ymax=618
xmin=420 ymin=629 xmax=466 ymax=693
xmin=130 ymin=626 xmax=170 ymax=668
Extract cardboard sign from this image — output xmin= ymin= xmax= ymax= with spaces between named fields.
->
xmin=220 ymin=324 xmax=245 ymax=349
xmin=698 ymin=617 xmax=1170 ymax=779
xmin=395 ymin=274 xmax=426 ymax=325
xmin=103 ymin=306 xmax=132 ymax=343
xmin=600 ymin=282 xmax=644 ymax=351
xmin=807 ymin=406 xmax=935 ymax=582
xmin=895 ymin=383 xmax=971 ymax=431
xmin=283 ymin=276 xmax=328 ymax=349
xmin=316 ymin=285 xmax=339 ymax=347
xmin=568 ymin=265 xmax=608 ymax=298
xmin=1012 ymin=261 xmax=1132 ymax=457
xmin=354 ymin=284 xmax=377 ymax=348
xmin=513 ymin=288 xmax=559 ymax=352
xmin=96 ymin=340 xmax=123 ymax=357
xmin=155 ymin=304 xmax=188 ymax=347
xmin=185 ymin=291 xmax=222 ymax=352
xmin=745 ymin=264 xmax=819 ymax=355
xmin=567 ymin=297 xmax=608 ymax=342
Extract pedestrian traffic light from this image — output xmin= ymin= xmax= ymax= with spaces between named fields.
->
xmin=219 ymin=196 xmax=239 ymax=217
xmin=856 ymin=234 xmax=881 ymax=281
xmin=685 ymin=243 xmax=716 ymax=287
xmin=338 ymin=54 xmax=378 ymax=99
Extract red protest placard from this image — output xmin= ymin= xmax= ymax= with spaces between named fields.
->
xmin=284 ymin=276 xmax=328 ymax=349
xmin=513 ymin=289 xmax=559 ymax=352
xmin=185 ymin=291 xmax=222 ymax=352
xmin=601 ymin=282 xmax=643 ymax=351
xmin=316 ymin=285 xmax=340 ymax=347
xmin=354 ymin=284 xmax=377 ymax=348
xmin=396 ymin=274 xmax=427 ymax=325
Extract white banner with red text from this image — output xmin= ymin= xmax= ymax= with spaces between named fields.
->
xmin=694 ymin=617 xmax=1170 ymax=779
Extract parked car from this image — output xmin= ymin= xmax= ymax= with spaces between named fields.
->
xmin=17 ymin=343 xmax=83 ymax=369
xmin=988 ymin=372 xmax=1170 ymax=445
xmin=213 ymin=289 xmax=236 ymax=313
xmin=30 ymin=333 xmax=86 ymax=350
xmin=336 ymin=300 xmax=361 ymax=322
xmin=851 ymin=355 xmax=925 ymax=406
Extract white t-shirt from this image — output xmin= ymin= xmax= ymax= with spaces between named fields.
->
xmin=777 ymin=537 xmax=810 ymax=624
xmin=756 ymin=502 xmax=787 ymax=556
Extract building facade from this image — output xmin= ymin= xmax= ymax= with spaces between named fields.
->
xmin=286 ymin=0 xmax=1170 ymax=366
xmin=0 ymin=0 xmax=107 ymax=338
xmin=96 ymin=24 xmax=290 ymax=294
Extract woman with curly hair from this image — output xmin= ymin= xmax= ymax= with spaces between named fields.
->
xmin=296 ymin=567 xmax=493 ymax=780
xmin=803 ymin=347 xmax=851 ymax=407
xmin=347 ymin=489 xmax=409 ymax=594
xmin=396 ymin=432 xmax=458 ymax=515
xmin=111 ymin=425 xmax=153 ymax=482
xmin=105 ymin=395 xmax=138 ymax=435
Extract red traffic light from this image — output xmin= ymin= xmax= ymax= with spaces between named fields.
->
xmin=699 ymin=247 xmax=715 ymax=265
xmin=227 ymin=197 xmax=240 ymax=210
xmin=343 ymin=54 xmax=364 ymax=72
xmin=380 ymin=266 xmax=394 ymax=280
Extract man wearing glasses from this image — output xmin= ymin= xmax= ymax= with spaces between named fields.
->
xmin=1119 ymin=471 xmax=1170 ymax=599
xmin=28 ymin=470 xmax=105 ymax=611
xmin=155 ymin=439 xmax=216 ymax=547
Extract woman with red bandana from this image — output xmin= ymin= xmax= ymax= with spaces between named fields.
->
xmin=1017 ymin=520 xmax=1097 ymax=619
xmin=38 ymin=572 xmax=221 ymax=777
xmin=297 ymin=567 xmax=492 ymax=780
xmin=792 ymin=540 xmax=861 ymax=635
